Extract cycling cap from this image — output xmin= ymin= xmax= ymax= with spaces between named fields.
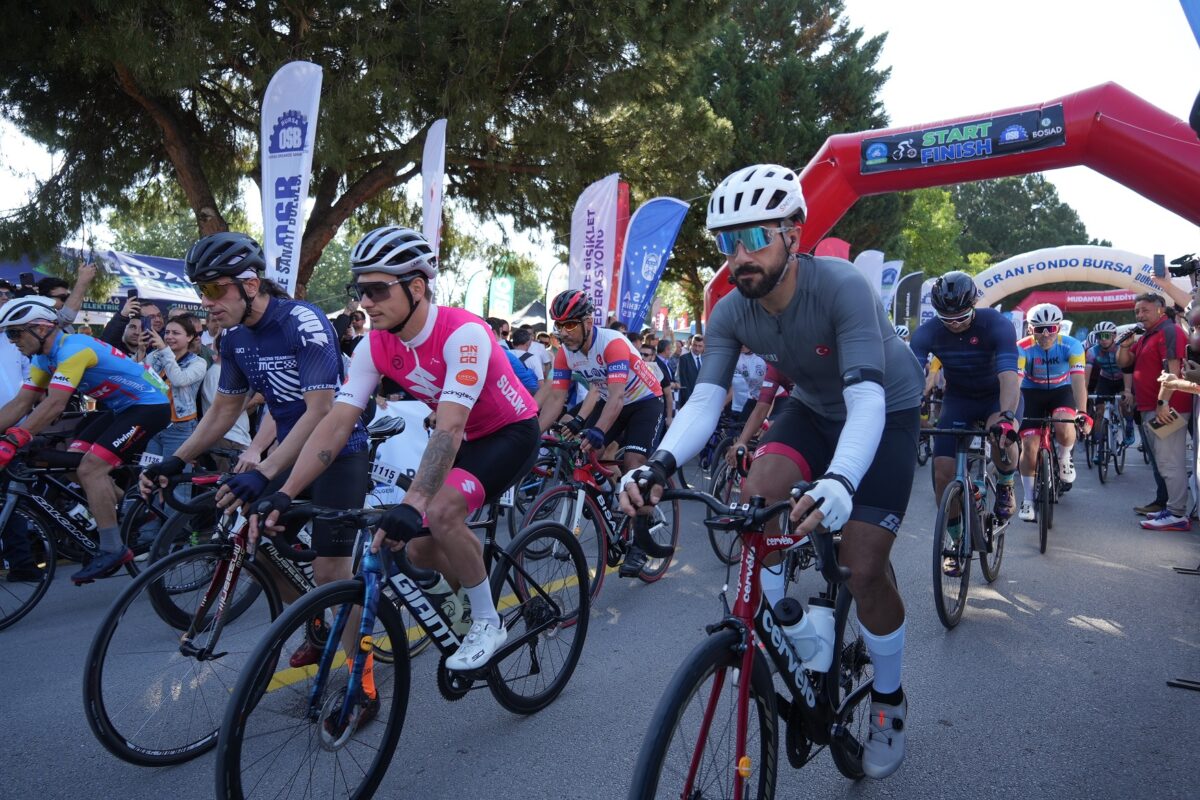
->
xmin=350 ymin=226 xmax=437 ymax=281
xmin=930 ymin=271 xmax=979 ymax=316
xmin=0 ymin=296 xmax=58 ymax=328
xmin=550 ymin=289 xmax=594 ymax=322
xmin=706 ymin=164 xmax=807 ymax=230
xmin=1026 ymin=303 xmax=1063 ymax=326
xmin=185 ymin=232 xmax=266 ymax=283
xmin=1092 ymin=320 xmax=1117 ymax=334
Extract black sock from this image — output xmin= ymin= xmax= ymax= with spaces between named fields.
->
xmin=871 ymin=686 xmax=904 ymax=705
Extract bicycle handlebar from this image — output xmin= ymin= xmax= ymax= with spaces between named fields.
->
xmin=539 ymin=435 xmax=615 ymax=478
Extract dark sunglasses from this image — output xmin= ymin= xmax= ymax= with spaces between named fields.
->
xmin=553 ymin=319 xmax=583 ymax=333
xmin=346 ymin=279 xmax=405 ymax=303
xmin=712 ymin=225 xmax=788 ymax=256
xmin=1033 ymin=324 xmax=1059 ymax=335
xmin=1097 ymin=333 xmax=1114 ymax=340
xmin=4 ymin=328 xmax=26 ymax=341
xmin=640 ymin=351 xmax=655 ymax=358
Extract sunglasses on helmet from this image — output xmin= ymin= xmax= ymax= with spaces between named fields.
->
xmin=712 ymin=226 xmax=788 ymax=256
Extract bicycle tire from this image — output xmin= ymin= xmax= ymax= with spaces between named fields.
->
xmin=932 ymin=480 xmax=971 ymax=629
xmin=520 ymin=485 xmax=606 ymax=600
xmin=1036 ymin=449 xmax=1051 ymax=554
xmin=1095 ymin=417 xmax=1108 ymax=484
xmin=978 ymin=514 xmax=1005 ymax=584
xmin=634 ymin=474 xmax=682 ymax=582
xmin=0 ymin=499 xmax=57 ymax=631
xmin=486 ymin=520 xmax=590 ymax=714
xmin=148 ymin=491 xmax=221 ymax=562
xmin=117 ymin=489 xmax=169 ymax=576
xmin=916 ymin=437 xmax=931 ymax=466
xmin=1113 ymin=419 xmax=1127 ymax=474
xmin=828 ymin=583 xmax=878 ymax=780
xmin=506 ymin=455 xmax=557 ymax=538
xmin=216 ymin=579 xmax=411 ymax=800
xmin=1083 ymin=427 xmax=1095 ymax=470
xmin=84 ymin=543 xmax=282 ymax=766
xmin=706 ymin=463 xmax=743 ymax=565
xmin=628 ymin=627 xmax=778 ymax=799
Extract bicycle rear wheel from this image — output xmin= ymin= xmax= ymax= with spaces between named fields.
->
xmin=633 ymin=475 xmax=681 ymax=582
xmin=0 ymin=500 xmax=56 ymax=631
xmin=1112 ymin=418 xmax=1127 ymax=474
xmin=707 ymin=463 xmax=743 ymax=565
xmin=1095 ymin=417 xmax=1108 ymax=484
xmin=84 ymin=544 xmax=281 ymax=766
xmin=506 ymin=455 xmax=556 ymax=538
xmin=932 ymin=480 xmax=971 ymax=629
xmin=1036 ymin=450 xmax=1052 ymax=554
xmin=978 ymin=514 xmax=1005 ymax=584
xmin=828 ymin=583 xmax=878 ymax=780
xmin=118 ymin=489 xmax=169 ymax=575
xmin=216 ymin=579 xmax=411 ymax=800
xmin=487 ymin=521 xmax=590 ymax=713
xmin=520 ymin=485 xmax=606 ymax=600
xmin=628 ymin=627 xmax=778 ymax=799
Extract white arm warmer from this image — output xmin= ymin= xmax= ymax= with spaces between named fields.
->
xmin=656 ymin=383 xmax=726 ymax=465
xmin=826 ymin=381 xmax=887 ymax=489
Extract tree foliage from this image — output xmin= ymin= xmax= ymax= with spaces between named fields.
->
xmin=897 ymin=188 xmax=963 ymax=278
xmin=0 ymin=0 xmax=730 ymax=294
xmin=950 ymin=175 xmax=1101 ymax=261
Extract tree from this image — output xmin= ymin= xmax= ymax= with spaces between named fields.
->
xmin=897 ymin=188 xmax=963 ymax=278
xmin=950 ymin=175 xmax=1098 ymax=261
xmin=657 ymin=0 xmax=897 ymax=327
xmin=0 ymin=1 xmax=730 ymax=294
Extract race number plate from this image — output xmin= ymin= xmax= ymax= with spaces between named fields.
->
xmin=370 ymin=460 xmax=402 ymax=486
xmin=139 ymin=452 xmax=163 ymax=467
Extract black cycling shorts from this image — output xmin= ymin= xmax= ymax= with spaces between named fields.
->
xmin=931 ymin=393 xmax=1025 ymax=459
xmin=753 ymin=397 xmax=920 ymax=535
xmin=270 ymin=449 xmax=370 ymax=559
xmin=448 ymin=417 xmax=540 ymax=513
xmin=583 ymin=396 xmax=664 ymax=456
xmin=1019 ymin=386 xmax=1076 ymax=434
xmin=1093 ymin=377 xmax=1124 ymax=399
xmin=71 ymin=404 xmax=171 ymax=468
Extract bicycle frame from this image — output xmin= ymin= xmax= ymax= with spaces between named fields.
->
xmin=0 ymin=467 xmax=101 ymax=554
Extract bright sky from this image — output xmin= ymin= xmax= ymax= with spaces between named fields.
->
xmin=2 ymin=1 xmax=1198 ymax=280
xmin=842 ymin=0 xmax=1200 ymax=260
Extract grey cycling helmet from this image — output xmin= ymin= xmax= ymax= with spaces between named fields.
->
xmin=1093 ymin=320 xmax=1117 ymax=334
xmin=895 ymin=324 xmax=910 ymax=338
xmin=185 ymin=232 xmax=265 ymax=283
xmin=350 ymin=226 xmax=437 ymax=281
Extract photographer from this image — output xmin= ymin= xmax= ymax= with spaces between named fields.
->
xmin=36 ymin=260 xmax=98 ymax=331
xmin=102 ymin=296 xmax=163 ymax=356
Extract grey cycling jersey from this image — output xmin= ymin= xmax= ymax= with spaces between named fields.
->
xmin=698 ymin=254 xmax=924 ymax=418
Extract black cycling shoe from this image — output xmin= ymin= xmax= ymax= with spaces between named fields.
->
xmin=619 ymin=545 xmax=648 ymax=578
xmin=71 ymin=548 xmax=133 ymax=585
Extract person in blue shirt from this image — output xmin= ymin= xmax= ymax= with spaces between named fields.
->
xmin=1084 ymin=320 xmax=1136 ymax=456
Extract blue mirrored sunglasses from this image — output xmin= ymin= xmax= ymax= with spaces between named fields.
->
xmin=713 ymin=226 xmax=787 ymax=256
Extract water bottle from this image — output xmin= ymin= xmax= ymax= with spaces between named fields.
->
xmin=972 ymin=477 xmax=986 ymax=514
xmin=426 ymin=573 xmax=471 ymax=636
xmin=66 ymin=502 xmax=97 ymax=531
xmin=774 ymin=597 xmax=836 ymax=673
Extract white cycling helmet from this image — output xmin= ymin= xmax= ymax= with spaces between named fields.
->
xmin=706 ymin=164 xmax=807 ymax=230
xmin=1026 ymin=303 xmax=1063 ymax=327
xmin=0 ymin=296 xmax=58 ymax=329
xmin=895 ymin=324 xmax=910 ymax=338
xmin=350 ymin=226 xmax=437 ymax=281
xmin=1093 ymin=320 xmax=1117 ymax=334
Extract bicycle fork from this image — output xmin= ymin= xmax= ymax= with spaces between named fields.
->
xmin=178 ymin=539 xmax=248 ymax=661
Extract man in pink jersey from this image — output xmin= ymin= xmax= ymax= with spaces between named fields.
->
xmin=251 ymin=226 xmax=538 ymax=671
xmin=537 ymin=289 xmax=665 ymax=575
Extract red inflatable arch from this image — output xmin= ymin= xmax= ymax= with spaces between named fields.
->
xmin=704 ymin=82 xmax=1200 ymax=316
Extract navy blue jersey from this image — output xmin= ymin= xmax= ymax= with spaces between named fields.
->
xmin=910 ymin=307 xmax=1019 ymax=399
xmin=219 ymin=296 xmax=367 ymax=454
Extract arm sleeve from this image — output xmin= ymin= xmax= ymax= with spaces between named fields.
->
xmin=826 ymin=381 xmax=887 ymax=489
xmin=291 ymin=315 xmax=343 ymax=393
xmin=1163 ymin=322 xmax=1181 ymax=361
xmin=440 ymin=322 xmax=493 ymax=410
xmin=23 ymin=363 xmax=50 ymax=393
xmin=47 ymin=342 xmax=97 ymax=393
xmin=656 ymin=383 xmax=727 ymax=464
xmin=156 ymin=351 xmax=207 ymax=389
xmin=57 ymin=306 xmax=79 ymax=326
xmin=1068 ymin=338 xmax=1086 ymax=374
xmin=757 ymin=364 xmax=782 ymax=404
xmin=908 ymin=325 xmax=931 ymax=367
xmin=217 ymin=336 xmax=250 ymax=396
xmin=335 ymin=336 xmax=382 ymax=411
xmin=992 ymin=314 xmax=1019 ymax=374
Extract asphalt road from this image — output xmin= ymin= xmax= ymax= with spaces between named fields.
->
xmin=1 ymin=449 xmax=1197 ymax=799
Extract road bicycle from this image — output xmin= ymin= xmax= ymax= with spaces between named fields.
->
xmin=520 ymin=436 xmax=680 ymax=600
xmin=1087 ymin=393 xmax=1127 ymax=483
xmin=628 ymin=485 xmax=879 ymax=798
xmin=925 ymin=425 xmax=1010 ymax=628
xmin=707 ymin=441 xmax=758 ymax=565
xmin=215 ymin=490 xmax=590 ymax=799
xmin=1022 ymin=415 xmax=1082 ymax=554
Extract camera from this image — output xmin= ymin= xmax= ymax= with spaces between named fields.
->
xmin=1168 ymin=253 xmax=1199 ymax=278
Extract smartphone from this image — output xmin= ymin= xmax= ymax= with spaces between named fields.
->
xmin=19 ymin=271 xmax=35 ymax=287
xmin=1154 ymin=254 xmax=1167 ymax=279
xmin=127 ymin=288 xmax=139 ymax=300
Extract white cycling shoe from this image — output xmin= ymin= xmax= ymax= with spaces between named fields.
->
xmin=863 ymin=693 xmax=907 ymax=779
xmin=445 ymin=619 xmax=507 ymax=671
xmin=1018 ymin=500 xmax=1035 ymax=522
xmin=1058 ymin=456 xmax=1076 ymax=484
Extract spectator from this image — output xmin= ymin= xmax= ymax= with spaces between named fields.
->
xmin=37 ymin=260 xmax=98 ymax=331
xmin=676 ymin=333 xmax=705 ymax=407
xmin=669 ymin=339 xmax=684 ymax=376
xmin=627 ymin=330 xmax=644 ymax=347
xmin=102 ymin=295 xmax=163 ymax=353
xmin=608 ymin=320 xmax=628 ymax=334
xmin=641 ymin=341 xmax=675 ymax=433
xmin=730 ymin=344 xmax=767 ymax=423
xmin=201 ymin=315 xmax=221 ymax=349
xmin=1117 ymin=293 xmax=1192 ymax=530
xmin=197 ymin=329 xmax=251 ymax=471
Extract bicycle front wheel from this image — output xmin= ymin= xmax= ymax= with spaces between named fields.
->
xmin=932 ymin=480 xmax=971 ymax=629
xmin=521 ymin=485 xmax=606 ymax=600
xmin=1095 ymin=416 xmax=1108 ymax=484
xmin=84 ymin=544 xmax=281 ymax=766
xmin=632 ymin=475 xmax=682 ymax=582
xmin=1112 ymin=420 xmax=1127 ymax=474
xmin=0 ymin=500 xmax=56 ymax=631
xmin=487 ymin=520 xmax=590 ymax=714
xmin=707 ymin=463 xmax=743 ymax=565
xmin=978 ymin=515 xmax=1005 ymax=584
xmin=216 ymin=579 xmax=411 ymax=800
xmin=828 ymin=581 xmax=878 ymax=780
xmin=1036 ymin=449 xmax=1052 ymax=554
xmin=628 ymin=627 xmax=778 ymax=799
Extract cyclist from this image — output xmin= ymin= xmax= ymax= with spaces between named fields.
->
xmin=727 ymin=362 xmax=794 ymax=469
xmin=1084 ymin=320 xmax=1135 ymax=459
xmin=537 ymin=289 xmax=665 ymax=575
xmin=139 ymin=232 xmax=370 ymax=665
xmin=250 ymin=226 xmax=539 ymax=672
xmin=1015 ymin=303 xmax=1091 ymax=520
xmin=619 ymin=163 xmax=924 ymax=779
xmin=0 ymin=296 xmax=170 ymax=582
xmin=909 ymin=271 xmax=1020 ymax=569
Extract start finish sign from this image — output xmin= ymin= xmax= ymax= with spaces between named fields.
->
xmin=860 ymin=104 xmax=1066 ymax=173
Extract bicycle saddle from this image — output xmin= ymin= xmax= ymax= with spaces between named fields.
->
xmin=367 ymin=414 xmax=406 ymax=438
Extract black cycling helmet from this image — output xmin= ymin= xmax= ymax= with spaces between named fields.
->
xmin=184 ymin=232 xmax=266 ymax=283
xmin=550 ymin=289 xmax=594 ymax=323
xmin=930 ymin=270 xmax=979 ymax=316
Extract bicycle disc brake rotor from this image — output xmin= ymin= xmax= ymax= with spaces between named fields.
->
xmin=316 ymin=690 xmax=360 ymax=751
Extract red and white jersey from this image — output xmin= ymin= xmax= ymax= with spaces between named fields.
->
xmin=551 ymin=326 xmax=662 ymax=403
xmin=336 ymin=305 xmax=536 ymax=440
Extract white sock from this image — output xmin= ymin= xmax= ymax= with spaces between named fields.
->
xmin=1057 ymin=442 xmax=1070 ymax=462
xmin=463 ymin=580 xmax=500 ymax=629
xmin=761 ymin=563 xmax=785 ymax=610
xmin=860 ymin=620 xmax=905 ymax=695
xmin=1021 ymin=474 xmax=1034 ymax=500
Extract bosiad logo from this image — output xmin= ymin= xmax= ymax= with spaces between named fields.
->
xmin=268 ymin=110 xmax=309 ymax=155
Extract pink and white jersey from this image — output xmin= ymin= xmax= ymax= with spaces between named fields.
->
xmin=336 ymin=305 xmax=536 ymax=440
xmin=551 ymin=326 xmax=663 ymax=403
